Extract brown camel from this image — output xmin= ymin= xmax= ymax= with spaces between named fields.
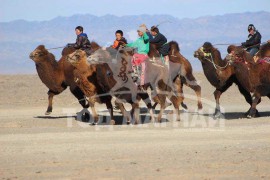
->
xmin=29 ymin=42 xmax=101 ymax=119
xmin=227 ymin=43 xmax=270 ymax=118
xmin=193 ymin=42 xmax=254 ymax=118
xmin=67 ymin=48 xmax=155 ymax=124
xmin=66 ymin=50 xmax=115 ymax=124
xmin=29 ymin=45 xmax=90 ymax=117
xmin=149 ymin=41 xmax=202 ymax=112
xmin=88 ymin=46 xmax=183 ymax=122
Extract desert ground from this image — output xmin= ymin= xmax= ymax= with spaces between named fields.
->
xmin=0 ymin=73 xmax=270 ymax=179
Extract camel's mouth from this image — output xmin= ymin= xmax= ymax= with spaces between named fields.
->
xmin=29 ymin=54 xmax=35 ymax=59
xmin=194 ymin=51 xmax=200 ymax=58
xmin=29 ymin=52 xmax=38 ymax=61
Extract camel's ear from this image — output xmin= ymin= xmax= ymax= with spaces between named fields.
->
xmin=37 ymin=45 xmax=46 ymax=50
xmin=36 ymin=45 xmax=49 ymax=55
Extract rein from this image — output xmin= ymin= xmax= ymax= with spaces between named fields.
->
xmin=46 ymin=46 xmax=66 ymax=51
xmin=203 ymin=54 xmax=230 ymax=70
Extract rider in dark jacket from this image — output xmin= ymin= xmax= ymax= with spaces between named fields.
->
xmin=149 ymin=26 xmax=170 ymax=65
xmin=241 ymin=24 xmax=262 ymax=57
xmin=67 ymin=26 xmax=92 ymax=56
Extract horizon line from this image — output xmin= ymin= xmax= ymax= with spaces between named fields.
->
xmin=1 ymin=10 xmax=269 ymax=23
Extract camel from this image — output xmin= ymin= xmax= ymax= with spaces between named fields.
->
xmin=29 ymin=45 xmax=90 ymax=117
xmin=149 ymin=41 xmax=202 ymax=112
xmin=193 ymin=42 xmax=254 ymax=118
xmin=66 ymin=50 xmax=115 ymax=124
xmin=67 ymin=48 xmax=154 ymax=124
xmin=29 ymin=42 xmax=101 ymax=119
xmin=88 ymin=46 xmax=183 ymax=122
xmin=227 ymin=43 xmax=270 ymax=118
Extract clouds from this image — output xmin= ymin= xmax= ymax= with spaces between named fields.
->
xmin=1 ymin=0 xmax=270 ymax=22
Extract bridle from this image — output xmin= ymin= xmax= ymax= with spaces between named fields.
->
xmin=199 ymin=48 xmax=230 ymax=70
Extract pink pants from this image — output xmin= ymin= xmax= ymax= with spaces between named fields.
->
xmin=132 ymin=53 xmax=148 ymax=66
xmin=132 ymin=53 xmax=148 ymax=85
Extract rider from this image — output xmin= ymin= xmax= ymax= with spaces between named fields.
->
xmin=126 ymin=25 xmax=149 ymax=85
xmin=140 ymin=24 xmax=153 ymax=40
xmin=67 ymin=26 xmax=92 ymax=56
xmin=241 ymin=24 xmax=262 ymax=57
xmin=111 ymin=30 xmax=127 ymax=50
xmin=126 ymin=25 xmax=149 ymax=64
xmin=149 ymin=26 xmax=170 ymax=67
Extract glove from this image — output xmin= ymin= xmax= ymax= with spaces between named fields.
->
xmin=241 ymin=42 xmax=246 ymax=47
xmin=66 ymin=43 xmax=73 ymax=48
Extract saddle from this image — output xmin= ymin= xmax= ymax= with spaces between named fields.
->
xmin=258 ymin=57 xmax=270 ymax=64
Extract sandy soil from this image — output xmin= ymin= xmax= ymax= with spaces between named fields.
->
xmin=0 ymin=73 xmax=270 ymax=179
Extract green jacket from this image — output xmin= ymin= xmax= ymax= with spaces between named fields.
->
xmin=126 ymin=33 xmax=149 ymax=54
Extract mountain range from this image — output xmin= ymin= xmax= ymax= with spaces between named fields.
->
xmin=0 ymin=11 xmax=270 ymax=74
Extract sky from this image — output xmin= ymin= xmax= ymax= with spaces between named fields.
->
xmin=1 ymin=0 xmax=270 ymax=22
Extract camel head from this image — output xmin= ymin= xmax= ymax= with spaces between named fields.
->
xmin=229 ymin=46 xmax=246 ymax=63
xmin=29 ymin=45 xmax=50 ymax=62
xmin=66 ymin=50 xmax=87 ymax=68
xmin=194 ymin=42 xmax=213 ymax=61
xmin=87 ymin=48 xmax=112 ymax=62
xmin=256 ymin=42 xmax=270 ymax=60
xmin=224 ymin=45 xmax=238 ymax=62
xmin=229 ymin=46 xmax=255 ymax=65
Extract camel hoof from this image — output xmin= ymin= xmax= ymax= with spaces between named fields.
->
xmin=213 ymin=111 xmax=222 ymax=119
xmin=110 ymin=120 xmax=116 ymax=125
xmin=181 ymin=102 xmax=188 ymax=111
xmin=90 ymin=122 xmax=98 ymax=126
xmin=45 ymin=111 xmax=51 ymax=115
xmin=246 ymin=109 xmax=259 ymax=118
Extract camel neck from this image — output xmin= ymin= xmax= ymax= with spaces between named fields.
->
xmin=35 ymin=59 xmax=62 ymax=91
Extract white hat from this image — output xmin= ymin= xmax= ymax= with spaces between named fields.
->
xmin=137 ymin=26 xmax=146 ymax=33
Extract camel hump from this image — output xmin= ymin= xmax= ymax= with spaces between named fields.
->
xmin=90 ymin=41 xmax=101 ymax=50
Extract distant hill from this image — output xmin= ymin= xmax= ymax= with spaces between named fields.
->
xmin=0 ymin=11 xmax=270 ymax=74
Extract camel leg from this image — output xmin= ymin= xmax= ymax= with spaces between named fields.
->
xmin=89 ymin=102 xmax=99 ymax=124
xmin=175 ymin=76 xmax=188 ymax=111
xmin=247 ymin=93 xmax=261 ymax=118
xmin=130 ymin=102 xmax=140 ymax=124
xmin=213 ymin=80 xmax=235 ymax=118
xmin=105 ymin=100 xmax=115 ymax=125
xmin=169 ymin=95 xmax=181 ymax=121
xmin=152 ymin=102 xmax=158 ymax=110
xmin=186 ymin=82 xmax=202 ymax=111
xmin=213 ymin=90 xmax=222 ymax=119
xmin=156 ymin=95 xmax=166 ymax=123
xmin=182 ymin=75 xmax=203 ymax=111
xmin=45 ymin=90 xmax=55 ymax=115
xmin=116 ymin=102 xmax=131 ymax=124
xmin=70 ymin=86 xmax=89 ymax=109
xmin=138 ymin=93 xmax=155 ymax=121
xmin=236 ymin=83 xmax=260 ymax=117
xmin=180 ymin=81 xmax=188 ymax=111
